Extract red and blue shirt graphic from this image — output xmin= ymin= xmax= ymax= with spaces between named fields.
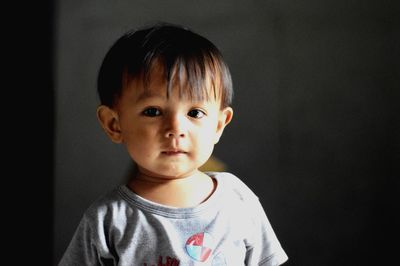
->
xmin=185 ymin=232 xmax=213 ymax=262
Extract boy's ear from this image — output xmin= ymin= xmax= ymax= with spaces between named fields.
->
xmin=96 ymin=105 xmax=123 ymax=143
xmin=214 ymin=107 xmax=233 ymax=144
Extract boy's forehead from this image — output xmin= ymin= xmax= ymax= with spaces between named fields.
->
xmin=131 ymin=82 xmax=202 ymax=102
xmin=135 ymin=87 xmax=168 ymax=102
xmin=125 ymin=80 xmax=221 ymax=107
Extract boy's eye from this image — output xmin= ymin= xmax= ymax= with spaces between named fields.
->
xmin=187 ymin=109 xmax=205 ymax=119
xmin=142 ymin=107 xmax=161 ymax=117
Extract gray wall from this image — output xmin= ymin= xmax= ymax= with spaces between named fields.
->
xmin=54 ymin=0 xmax=398 ymax=265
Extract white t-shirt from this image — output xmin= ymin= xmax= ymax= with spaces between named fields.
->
xmin=59 ymin=172 xmax=288 ymax=266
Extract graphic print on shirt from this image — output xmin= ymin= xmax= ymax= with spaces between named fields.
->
xmin=211 ymin=252 xmax=227 ymax=266
xmin=143 ymin=255 xmax=180 ymax=266
xmin=185 ymin=232 xmax=214 ymax=262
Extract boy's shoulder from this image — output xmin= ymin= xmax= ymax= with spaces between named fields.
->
xmin=207 ymin=171 xmax=259 ymax=202
xmin=81 ymin=186 xmax=128 ymax=221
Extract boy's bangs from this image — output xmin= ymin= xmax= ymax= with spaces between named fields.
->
xmin=142 ymin=54 xmax=222 ymax=104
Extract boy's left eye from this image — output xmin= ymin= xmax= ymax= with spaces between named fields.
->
xmin=187 ymin=109 xmax=205 ymax=118
xmin=142 ymin=107 xmax=161 ymax=117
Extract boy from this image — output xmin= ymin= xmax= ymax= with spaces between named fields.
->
xmin=59 ymin=23 xmax=288 ymax=266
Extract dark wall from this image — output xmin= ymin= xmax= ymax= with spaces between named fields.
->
xmin=54 ymin=1 xmax=398 ymax=265
xmin=215 ymin=2 xmax=399 ymax=264
xmin=258 ymin=2 xmax=398 ymax=265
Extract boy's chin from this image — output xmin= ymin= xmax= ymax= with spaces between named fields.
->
xmin=137 ymin=166 xmax=201 ymax=181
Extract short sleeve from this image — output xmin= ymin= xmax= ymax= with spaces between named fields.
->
xmin=245 ymin=199 xmax=288 ymax=266
xmin=58 ymin=214 xmax=101 ymax=266
xmin=58 ymin=211 xmax=116 ymax=266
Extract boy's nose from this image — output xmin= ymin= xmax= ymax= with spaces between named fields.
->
xmin=164 ymin=114 xmax=187 ymax=138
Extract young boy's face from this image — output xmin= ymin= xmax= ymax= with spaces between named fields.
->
xmin=98 ymin=66 xmax=233 ymax=180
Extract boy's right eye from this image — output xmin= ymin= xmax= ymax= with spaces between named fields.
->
xmin=142 ymin=107 xmax=161 ymax=117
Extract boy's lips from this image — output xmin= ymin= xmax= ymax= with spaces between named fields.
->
xmin=161 ymin=149 xmax=187 ymax=155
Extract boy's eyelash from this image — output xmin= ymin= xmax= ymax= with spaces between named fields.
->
xmin=142 ymin=107 xmax=162 ymax=117
xmin=188 ymin=108 xmax=206 ymax=118
xmin=141 ymin=107 xmax=207 ymax=118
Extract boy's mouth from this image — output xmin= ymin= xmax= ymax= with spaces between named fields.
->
xmin=161 ymin=150 xmax=187 ymax=155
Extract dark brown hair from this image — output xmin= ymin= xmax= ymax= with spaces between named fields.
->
xmin=97 ymin=22 xmax=233 ymax=108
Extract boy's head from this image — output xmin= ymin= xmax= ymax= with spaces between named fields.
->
xmin=96 ymin=23 xmax=233 ymax=179
xmin=97 ymin=22 xmax=233 ymax=109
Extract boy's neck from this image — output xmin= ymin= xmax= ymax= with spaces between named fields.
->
xmin=127 ymin=170 xmax=217 ymax=208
